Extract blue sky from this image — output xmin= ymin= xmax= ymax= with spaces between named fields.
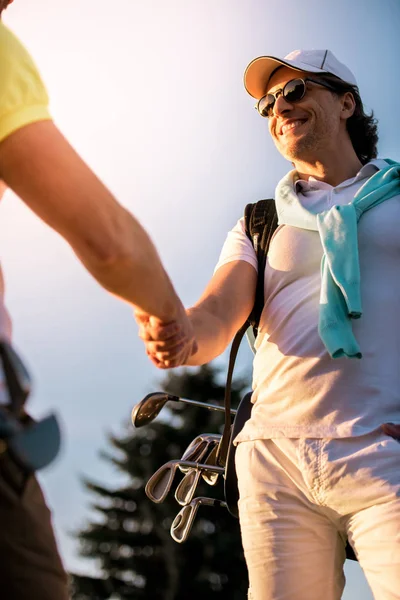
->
xmin=1 ymin=0 xmax=399 ymax=597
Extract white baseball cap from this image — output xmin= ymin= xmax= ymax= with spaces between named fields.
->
xmin=244 ymin=49 xmax=358 ymax=99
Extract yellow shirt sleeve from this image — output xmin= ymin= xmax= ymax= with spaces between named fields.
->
xmin=0 ymin=22 xmax=51 ymax=143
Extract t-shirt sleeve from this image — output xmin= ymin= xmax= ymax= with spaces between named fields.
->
xmin=0 ymin=23 xmax=51 ymax=144
xmin=213 ymin=216 xmax=258 ymax=274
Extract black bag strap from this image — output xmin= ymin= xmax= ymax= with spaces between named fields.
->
xmin=245 ymin=199 xmax=279 ymax=334
xmin=216 ymin=199 xmax=278 ymax=467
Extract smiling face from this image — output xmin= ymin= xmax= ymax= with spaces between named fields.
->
xmin=266 ymin=66 xmax=352 ymax=166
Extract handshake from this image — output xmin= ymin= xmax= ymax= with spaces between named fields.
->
xmin=135 ymin=306 xmax=198 ymax=370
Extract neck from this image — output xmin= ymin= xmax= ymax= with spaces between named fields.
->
xmin=293 ymin=147 xmax=363 ymax=187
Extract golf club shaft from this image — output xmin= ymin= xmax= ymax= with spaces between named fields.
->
xmin=171 ymin=458 xmax=225 ymax=474
xmin=171 ymin=395 xmax=237 ymax=415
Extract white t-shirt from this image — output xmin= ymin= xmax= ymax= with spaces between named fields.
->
xmin=215 ymin=159 xmax=400 ymax=441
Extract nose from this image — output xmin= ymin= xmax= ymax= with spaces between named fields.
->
xmin=273 ymin=94 xmax=293 ymax=117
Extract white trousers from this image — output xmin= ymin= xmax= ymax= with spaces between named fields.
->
xmin=235 ymin=431 xmax=400 ymax=600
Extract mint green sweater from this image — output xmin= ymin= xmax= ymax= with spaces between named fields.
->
xmin=275 ymin=159 xmax=400 ymax=359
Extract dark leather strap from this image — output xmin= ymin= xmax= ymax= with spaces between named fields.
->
xmin=216 ymin=321 xmax=248 ymax=467
xmin=245 ymin=200 xmax=278 ymax=333
xmin=216 ymin=200 xmax=277 ymax=467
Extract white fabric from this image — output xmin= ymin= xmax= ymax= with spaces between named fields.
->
xmin=283 ymin=49 xmax=357 ymax=86
xmin=244 ymin=49 xmax=357 ymax=100
xmin=214 ymin=159 xmax=400 ymax=441
xmin=236 ymin=433 xmax=400 ymax=600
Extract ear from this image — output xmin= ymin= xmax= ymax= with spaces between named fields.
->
xmin=340 ymin=91 xmax=356 ymax=121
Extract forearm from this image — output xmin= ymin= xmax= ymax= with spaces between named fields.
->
xmin=74 ymin=209 xmax=183 ymax=321
xmin=182 ymin=262 xmax=256 ymax=366
xmin=0 ymin=121 xmax=183 ymax=322
xmin=184 ymin=304 xmax=235 ymax=366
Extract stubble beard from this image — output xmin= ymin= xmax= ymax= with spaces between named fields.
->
xmin=276 ymin=130 xmax=321 ymax=164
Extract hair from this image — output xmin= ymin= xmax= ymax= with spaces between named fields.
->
xmin=0 ymin=0 xmax=13 ymax=13
xmin=316 ymin=73 xmax=379 ymax=165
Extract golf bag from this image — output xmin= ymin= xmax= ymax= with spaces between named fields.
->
xmin=219 ymin=199 xmax=357 ymax=562
xmin=0 ymin=341 xmax=61 ymax=473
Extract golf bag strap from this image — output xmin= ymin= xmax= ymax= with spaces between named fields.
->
xmin=216 ymin=320 xmax=249 ymax=467
xmin=245 ymin=199 xmax=278 ymax=334
xmin=216 ymin=199 xmax=278 ymax=467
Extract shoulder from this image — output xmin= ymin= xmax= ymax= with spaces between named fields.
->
xmin=214 ymin=216 xmax=257 ymax=275
xmin=0 ymin=22 xmax=50 ymax=143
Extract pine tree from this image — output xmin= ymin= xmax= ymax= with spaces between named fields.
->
xmin=70 ymin=364 xmax=250 ymax=600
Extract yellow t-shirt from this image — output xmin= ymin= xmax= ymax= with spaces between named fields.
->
xmin=0 ymin=21 xmax=51 ymax=143
xmin=0 ymin=22 xmax=51 ymax=353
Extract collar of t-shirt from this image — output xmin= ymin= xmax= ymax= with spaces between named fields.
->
xmin=294 ymin=159 xmax=389 ymax=212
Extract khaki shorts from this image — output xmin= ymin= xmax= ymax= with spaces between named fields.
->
xmin=0 ymin=448 xmax=69 ymax=599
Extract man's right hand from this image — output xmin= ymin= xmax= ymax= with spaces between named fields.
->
xmin=135 ymin=309 xmax=198 ymax=369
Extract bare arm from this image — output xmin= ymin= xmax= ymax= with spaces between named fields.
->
xmin=0 ymin=120 xmax=182 ymax=321
xmin=138 ymin=260 xmax=257 ymax=367
xmin=186 ymin=261 xmax=256 ymax=364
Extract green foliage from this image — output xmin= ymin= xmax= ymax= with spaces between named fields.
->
xmin=70 ymin=364 xmax=250 ymax=600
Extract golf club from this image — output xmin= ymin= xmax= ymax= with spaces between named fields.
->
xmin=180 ymin=433 xmax=221 ymax=473
xmin=132 ymin=392 xmax=236 ymax=428
xmin=145 ymin=459 xmax=224 ymax=504
xmin=174 ymin=468 xmax=203 ymax=506
xmin=171 ymin=496 xmax=227 ymax=543
xmin=175 ymin=440 xmax=220 ymax=505
xmin=201 ymin=444 xmax=220 ymax=486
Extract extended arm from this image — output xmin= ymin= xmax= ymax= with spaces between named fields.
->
xmin=138 ymin=259 xmax=257 ymax=367
xmin=0 ymin=120 xmax=183 ymax=322
xmin=186 ymin=261 xmax=257 ymax=364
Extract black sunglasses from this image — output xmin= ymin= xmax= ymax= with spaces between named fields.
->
xmin=256 ymin=77 xmax=339 ymax=118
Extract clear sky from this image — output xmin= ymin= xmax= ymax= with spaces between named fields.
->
xmin=1 ymin=0 xmax=399 ymax=597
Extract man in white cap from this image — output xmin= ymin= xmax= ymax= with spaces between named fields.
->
xmin=140 ymin=49 xmax=400 ymax=599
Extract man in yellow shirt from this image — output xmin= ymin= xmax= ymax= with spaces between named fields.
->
xmin=0 ymin=1 xmax=195 ymax=597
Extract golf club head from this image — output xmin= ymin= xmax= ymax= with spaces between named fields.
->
xmin=131 ymin=392 xmax=178 ymax=428
xmin=181 ymin=433 xmax=221 ymax=460
xmin=132 ymin=394 xmax=235 ymax=430
xmin=201 ymin=444 xmax=220 ymax=486
xmin=8 ymin=414 xmax=61 ymax=471
xmin=180 ymin=439 xmax=207 ymax=463
xmin=180 ymin=434 xmax=222 ymax=474
xmin=145 ymin=459 xmax=225 ymax=504
xmin=176 ymin=441 xmax=220 ymax=504
xmin=145 ymin=460 xmax=179 ymax=503
xmin=171 ymin=497 xmax=227 ymax=543
xmin=170 ymin=500 xmax=200 ymax=543
xmin=174 ymin=468 xmax=202 ymax=506
xmin=181 ymin=439 xmax=220 ymax=484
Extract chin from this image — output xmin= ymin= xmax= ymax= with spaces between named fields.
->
xmin=278 ymin=145 xmax=304 ymax=164
xmin=280 ymin=137 xmax=317 ymax=164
